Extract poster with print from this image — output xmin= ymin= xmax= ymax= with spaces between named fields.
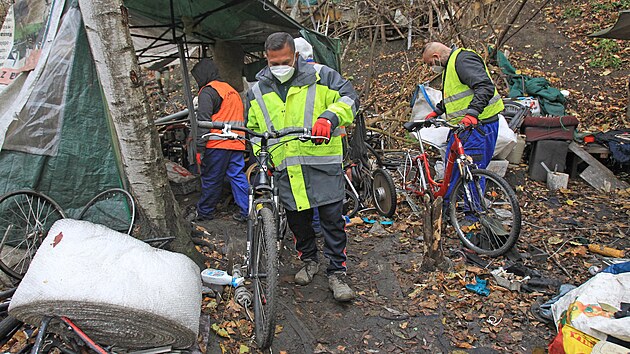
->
xmin=0 ymin=0 xmax=52 ymax=86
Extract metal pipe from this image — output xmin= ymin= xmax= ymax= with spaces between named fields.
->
xmin=176 ymin=39 xmax=197 ymax=167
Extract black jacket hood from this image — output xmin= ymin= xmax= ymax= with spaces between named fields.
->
xmin=191 ymin=59 xmax=221 ymax=89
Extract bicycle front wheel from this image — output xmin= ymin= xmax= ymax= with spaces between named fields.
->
xmin=0 ymin=190 xmax=65 ymax=279
xmin=371 ymin=168 xmax=397 ymax=218
xmin=449 ymin=169 xmax=521 ymax=257
xmin=252 ymin=207 xmax=278 ymax=349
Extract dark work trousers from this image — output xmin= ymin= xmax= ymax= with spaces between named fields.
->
xmin=444 ymin=119 xmax=499 ymax=204
xmin=286 ymin=199 xmax=347 ymax=275
xmin=197 ymin=148 xmax=249 ymax=218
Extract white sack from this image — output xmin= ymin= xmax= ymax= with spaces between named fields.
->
xmin=551 ymin=272 xmax=630 ymax=341
xmin=9 ymin=219 xmax=202 ymax=349
xmin=165 ymin=160 xmax=197 ymax=183
xmin=410 ymin=84 xmax=442 ymax=122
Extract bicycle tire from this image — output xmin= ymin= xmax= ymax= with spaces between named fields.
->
xmin=0 ymin=316 xmax=22 ymax=343
xmin=449 ymin=169 xmax=521 ymax=257
xmin=252 ymin=207 xmax=278 ymax=349
xmin=343 ymin=189 xmax=360 ymax=218
xmin=0 ymin=190 xmax=65 ymax=280
xmin=371 ymin=168 xmax=397 ymax=218
xmin=77 ymin=188 xmax=135 ymax=235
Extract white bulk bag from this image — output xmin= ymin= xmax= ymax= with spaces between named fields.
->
xmin=9 ymin=219 xmax=202 ymax=349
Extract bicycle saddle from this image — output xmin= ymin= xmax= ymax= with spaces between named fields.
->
xmin=403 ymin=121 xmax=425 ymax=132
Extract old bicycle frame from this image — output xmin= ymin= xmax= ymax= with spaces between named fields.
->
xmin=402 ymin=119 xmax=521 ymax=257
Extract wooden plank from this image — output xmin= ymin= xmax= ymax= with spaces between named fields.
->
xmin=569 ymin=142 xmax=629 ymax=191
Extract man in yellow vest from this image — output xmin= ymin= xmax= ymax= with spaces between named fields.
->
xmin=422 ymin=42 xmax=504 ymax=203
xmin=246 ymin=32 xmax=358 ymax=302
xmin=191 ymin=59 xmax=249 ymax=223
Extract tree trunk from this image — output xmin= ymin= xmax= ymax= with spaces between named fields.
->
xmin=420 ymin=195 xmax=451 ymax=271
xmin=78 ymin=0 xmax=204 ymax=267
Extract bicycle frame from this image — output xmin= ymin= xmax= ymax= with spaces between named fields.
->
xmin=404 ymin=129 xmax=470 ymax=198
xmin=244 ymin=135 xmax=283 ymax=279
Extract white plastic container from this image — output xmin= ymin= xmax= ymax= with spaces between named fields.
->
xmin=514 ymin=96 xmax=541 ymax=116
xmin=201 ymin=268 xmax=244 ymax=287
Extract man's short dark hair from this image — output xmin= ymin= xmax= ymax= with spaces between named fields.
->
xmin=265 ymin=32 xmax=295 ymax=53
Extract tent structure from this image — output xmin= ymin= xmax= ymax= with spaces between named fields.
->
xmin=589 ymin=10 xmax=630 ymax=40
xmin=0 ymin=0 xmax=340 ymax=216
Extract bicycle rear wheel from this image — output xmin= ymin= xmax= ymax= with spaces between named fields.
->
xmin=77 ymin=188 xmax=135 ymax=234
xmin=371 ymin=168 xmax=397 ymax=218
xmin=252 ymin=207 xmax=278 ymax=349
xmin=449 ymin=169 xmax=521 ymax=257
xmin=0 ymin=190 xmax=65 ymax=279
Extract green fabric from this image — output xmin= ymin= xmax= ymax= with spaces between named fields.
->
xmin=300 ymin=29 xmax=341 ymax=72
xmin=443 ymin=48 xmax=504 ymax=122
xmin=0 ymin=19 xmax=124 ymax=218
xmin=124 ymin=0 xmax=341 ymax=71
xmin=495 ymin=49 xmax=566 ymax=116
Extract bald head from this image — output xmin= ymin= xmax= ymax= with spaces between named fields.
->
xmin=422 ymin=42 xmax=452 ymax=66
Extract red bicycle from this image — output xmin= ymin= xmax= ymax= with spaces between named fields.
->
xmin=401 ymin=119 xmax=521 ymax=257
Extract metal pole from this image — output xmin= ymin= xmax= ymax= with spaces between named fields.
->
xmin=177 ymin=39 xmax=198 ymax=168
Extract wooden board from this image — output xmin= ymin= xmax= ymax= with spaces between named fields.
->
xmin=569 ymin=142 xmax=629 ymax=191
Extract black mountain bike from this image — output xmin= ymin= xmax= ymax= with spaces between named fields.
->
xmin=199 ymin=121 xmax=327 ymax=349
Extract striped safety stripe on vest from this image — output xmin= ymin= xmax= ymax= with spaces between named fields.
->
xmin=442 ymin=48 xmax=504 ymax=121
xmin=200 ymin=81 xmax=246 ymax=150
xmin=249 ymin=67 xmax=346 ymax=157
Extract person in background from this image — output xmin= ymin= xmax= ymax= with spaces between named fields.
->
xmin=191 ymin=59 xmax=249 ymax=223
xmin=421 ymin=42 xmax=504 ymax=204
xmin=245 ymin=32 xmax=358 ymax=302
xmin=294 ymin=37 xmax=322 ymax=238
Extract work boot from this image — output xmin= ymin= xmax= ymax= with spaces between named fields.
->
xmin=232 ymin=213 xmax=247 ymax=223
xmin=328 ymin=272 xmax=355 ymax=302
xmin=294 ymin=260 xmax=319 ymax=285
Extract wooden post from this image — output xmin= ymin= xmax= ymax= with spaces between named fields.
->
xmin=420 ymin=195 xmax=451 ymax=271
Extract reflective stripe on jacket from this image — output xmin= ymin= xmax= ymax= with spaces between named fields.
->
xmin=246 ymin=57 xmax=358 ymax=211
xmin=201 ymin=81 xmax=245 ymax=151
xmin=443 ymin=48 xmax=504 ymax=122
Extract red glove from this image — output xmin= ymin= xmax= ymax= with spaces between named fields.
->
xmin=425 ymin=111 xmax=439 ymax=120
xmin=312 ymin=118 xmax=332 ymax=145
xmin=196 ymin=152 xmax=202 ymax=166
xmin=461 ymin=114 xmax=478 ymax=127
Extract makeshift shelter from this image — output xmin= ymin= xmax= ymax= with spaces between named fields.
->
xmin=0 ymin=0 xmax=340 ymax=216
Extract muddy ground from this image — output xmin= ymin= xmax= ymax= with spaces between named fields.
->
xmin=186 ymin=0 xmax=629 ymax=351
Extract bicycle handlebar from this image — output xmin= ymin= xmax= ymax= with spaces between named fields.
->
xmin=197 ymin=121 xmax=330 ymax=143
xmin=403 ymin=118 xmax=484 ymax=136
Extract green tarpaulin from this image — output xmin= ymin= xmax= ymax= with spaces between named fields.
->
xmin=496 ymin=49 xmax=566 ymax=116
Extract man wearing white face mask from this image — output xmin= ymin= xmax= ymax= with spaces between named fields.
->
xmin=245 ymin=32 xmax=358 ymax=302
xmin=421 ymin=42 xmax=504 ymax=205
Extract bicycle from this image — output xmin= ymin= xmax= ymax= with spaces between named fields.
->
xmin=198 ymin=121 xmax=327 ymax=349
xmin=402 ymin=119 xmax=521 ymax=257
xmin=342 ymin=113 xmax=397 ymax=219
xmin=343 ymin=155 xmax=397 ymax=218
xmin=0 ymin=188 xmax=135 ymax=280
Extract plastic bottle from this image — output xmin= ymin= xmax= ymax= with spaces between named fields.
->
xmin=201 ymin=268 xmax=244 ymax=287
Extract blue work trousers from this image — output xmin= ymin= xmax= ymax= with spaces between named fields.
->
xmin=197 ymin=149 xmax=249 ymax=218
xmin=444 ymin=119 xmax=499 ymax=204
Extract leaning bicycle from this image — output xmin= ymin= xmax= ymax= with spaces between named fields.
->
xmin=199 ymin=121 xmax=325 ymax=349
xmin=402 ymin=119 xmax=521 ymax=257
